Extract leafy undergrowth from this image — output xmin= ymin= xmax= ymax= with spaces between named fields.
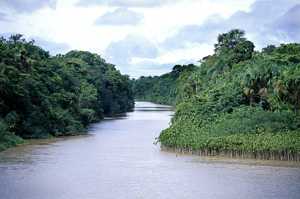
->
xmin=0 ymin=121 xmax=23 ymax=151
xmin=159 ymin=106 xmax=300 ymax=154
xmin=156 ymin=30 xmax=300 ymax=160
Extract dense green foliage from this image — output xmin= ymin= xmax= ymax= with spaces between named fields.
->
xmin=0 ymin=34 xmax=134 ymax=150
xmin=133 ymin=64 xmax=197 ymax=105
xmin=145 ymin=29 xmax=300 ymax=157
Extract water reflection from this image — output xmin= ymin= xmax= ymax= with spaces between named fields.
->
xmin=0 ymin=101 xmax=299 ymax=199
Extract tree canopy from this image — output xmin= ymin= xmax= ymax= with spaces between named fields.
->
xmin=133 ymin=64 xmax=197 ymax=105
xmin=0 ymin=35 xmax=134 ymax=150
xmin=134 ymin=29 xmax=300 ymax=159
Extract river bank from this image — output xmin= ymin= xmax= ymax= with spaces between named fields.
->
xmin=161 ymin=146 xmax=300 ymax=162
xmin=1 ymin=102 xmax=300 ymax=199
xmin=161 ymin=147 xmax=300 ymax=168
xmin=0 ymin=130 xmax=91 ymax=152
xmin=159 ymin=129 xmax=300 ymax=162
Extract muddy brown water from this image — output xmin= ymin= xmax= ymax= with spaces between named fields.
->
xmin=0 ymin=102 xmax=300 ymax=199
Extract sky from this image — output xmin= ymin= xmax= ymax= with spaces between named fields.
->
xmin=0 ymin=0 xmax=299 ymax=78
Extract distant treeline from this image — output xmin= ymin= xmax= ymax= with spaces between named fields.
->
xmin=135 ymin=29 xmax=300 ymax=160
xmin=0 ymin=34 xmax=134 ymax=151
xmin=133 ymin=64 xmax=197 ymax=105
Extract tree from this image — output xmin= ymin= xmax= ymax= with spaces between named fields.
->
xmin=0 ymin=35 xmax=134 ymax=150
xmin=214 ymin=29 xmax=254 ymax=66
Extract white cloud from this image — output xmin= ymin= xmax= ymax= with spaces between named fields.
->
xmin=32 ymin=37 xmax=70 ymax=55
xmin=157 ymin=43 xmax=213 ymax=63
xmin=77 ymin=0 xmax=176 ymax=8
xmin=0 ymin=0 xmax=57 ymax=13
xmin=0 ymin=12 xmax=8 ymax=21
xmin=94 ymin=8 xmax=143 ymax=26
xmin=2 ymin=0 xmax=299 ymax=78
xmin=104 ymin=35 xmax=159 ymax=66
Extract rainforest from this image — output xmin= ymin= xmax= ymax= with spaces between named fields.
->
xmin=2 ymin=1 xmax=300 ymax=198
xmin=2 ymin=29 xmax=300 ymax=161
xmin=0 ymin=34 xmax=134 ymax=151
xmin=134 ymin=29 xmax=300 ymax=161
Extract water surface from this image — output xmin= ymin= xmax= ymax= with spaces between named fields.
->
xmin=0 ymin=102 xmax=300 ymax=199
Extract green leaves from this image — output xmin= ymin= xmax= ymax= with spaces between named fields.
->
xmin=214 ymin=29 xmax=255 ymax=68
xmin=0 ymin=35 xmax=134 ymax=148
xmin=133 ymin=64 xmax=197 ymax=105
xmin=157 ymin=30 xmax=300 ymax=156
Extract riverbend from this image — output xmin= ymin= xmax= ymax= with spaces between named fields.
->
xmin=0 ymin=102 xmax=300 ymax=199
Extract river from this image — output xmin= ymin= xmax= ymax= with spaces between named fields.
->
xmin=0 ymin=101 xmax=300 ymax=199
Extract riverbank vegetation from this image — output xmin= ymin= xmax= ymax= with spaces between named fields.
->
xmin=133 ymin=64 xmax=197 ymax=105
xmin=137 ymin=29 xmax=300 ymax=160
xmin=0 ymin=34 xmax=134 ymax=151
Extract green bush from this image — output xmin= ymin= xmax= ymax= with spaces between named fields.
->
xmin=0 ymin=120 xmax=23 ymax=151
xmin=156 ymin=30 xmax=300 ymax=155
xmin=0 ymin=34 xmax=134 ymax=150
xmin=133 ymin=64 xmax=197 ymax=105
